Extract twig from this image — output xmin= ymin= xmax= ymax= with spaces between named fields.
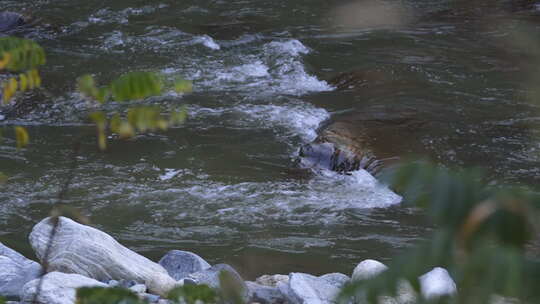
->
xmin=31 ymin=141 xmax=81 ymax=304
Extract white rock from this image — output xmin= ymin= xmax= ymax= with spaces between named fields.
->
xmin=29 ymin=217 xmax=177 ymax=296
xmin=129 ymin=283 xmax=147 ymax=294
xmin=318 ymin=273 xmax=350 ymax=288
xmin=0 ymin=242 xmax=43 ymax=297
xmin=352 ymin=259 xmax=388 ymax=281
xmin=255 ymin=274 xmax=289 ymax=287
xmin=20 ymin=272 xmax=106 ymax=304
xmin=282 ymin=273 xmax=341 ymax=304
xmin=419 ymin=267 xmax=457 ymax=299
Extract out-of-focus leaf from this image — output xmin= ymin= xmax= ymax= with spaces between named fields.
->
xmin=111 ymin=72 xmax=162 ymax=102
xmin=76 ymin=287 xmax=146 ymax=304
xmin=0 ymin=37 xmax=46 ymax=72
xmin=14 ymin=126 xmax=29 ymax=149
xmin=167 ymin=285 xmax=218 ymax=304
xmin=89 ymin=112 xmax=107 ymax=150
xmin=169 ymin=106 xmax=188 ymax=125
xmin=174 ymin=79 xmax=193 ymax=93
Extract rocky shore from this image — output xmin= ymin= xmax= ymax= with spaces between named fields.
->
xmin=1 ymin=217 xmax=457 ymax=304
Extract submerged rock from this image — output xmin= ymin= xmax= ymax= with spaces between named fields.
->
xmin=296 ymin=105 xmax=430 ymax=174
xmin=159 ymin=250 xmax=211 ymax=280
xmin=0 ymin=242 xmax=43 ymax=298
xmin=28 ymin=217 xmax=177 ymax=296
xmin=20 ymin=272 xmax=106 ymax=304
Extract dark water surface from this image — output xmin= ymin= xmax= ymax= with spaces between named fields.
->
xmin=1 ymin=0 xmax=539 ymax=279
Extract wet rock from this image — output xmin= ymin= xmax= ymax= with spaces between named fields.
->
xmin=246 ymin=281 xmax=286 ymax=304
xmin=419 ymin=267 xmax=457 ymax=299
xmin=255 ymin=274 xmax=289 ymax=287
xmin=352 ymin=259 xmax=388 ymax=281
xmin=0 ymin=242 xmax=43 ymax=298
xmin=297 ymin=105 xmax=430 ymax=174
xmin=318 ymin=273 xmax=350 ymax=288
xmin=0 ymin=12 xmax=26 ymax=33
xmin=20 ymin=272 xmax=106 ymax=304
xmin=29 ymin=217 xmax=178 ymax=296
xmin=188 ymin=264 xmax=248 ymax=300
xmin=159 ymin=250 xmax=211 ymax=280
xmin=280 ymin=273 xmax=341 ymax=304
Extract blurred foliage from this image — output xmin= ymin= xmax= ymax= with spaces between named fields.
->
xmin=167 ymin=285 xmax=218 ymax=304
xmin=78 ymin=72 xmax=190 ymax=150
xmin=339 ymin=162 xmax=540 ymax=304
xmin=0 ymin=37 xmax=44 ymax=104
xmin=76 ymin=287 xmax=147 ymax=304
xmin=0 ymin=37 xmax=43 ymax=149
xmin=0 ymin=36 xmax=191 ymax=150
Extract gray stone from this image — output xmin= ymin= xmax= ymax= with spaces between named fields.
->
xmin=129 ymin=283 xmax=147 ymax=294
xmin=246 ymin=281 xmax=286 ymax=304
xmin=318 ymin=273 xmax=350 ymax=288
xmin=29 ymin=217 xmax=178 ymax=296
xmin=0 ymin=242 xmax=43 ymax=298
xmin=281 ymin=273 xmax=341 ymax=304
xmin=352 ymin=259 xmax=388 ymax=281
xmin=158 ymin=250 xmax=211 ymax=280
xmin=107 ymin=280 xmax=119 ymax=287
xmin=188 ymin=264 xmax=247 ymax=299
xmin=20 ymin=272 xmax=106 ymax=304
xmin=255 ymin=274 xmax=289 ymax=287
xmin=0 ymin=12 xmax=25 ymax=32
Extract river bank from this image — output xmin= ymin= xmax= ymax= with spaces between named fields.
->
xmin=1 ymin=216 xmax=456 ymax=304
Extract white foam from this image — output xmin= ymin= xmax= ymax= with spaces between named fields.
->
xmin=265 ymin=39 xmax=311 ymax=56
xmin=159 ymin=169 xmax=185 ymax=181
xmin=193 ymin=35 xmax=221 ymax=50
xmin=148 ymin=168 xmax=402 ymax=226
xmin=188 ymin=39 xmax=332 ymax=96
xmin=190 ymin=102 xmax=330 ymax=142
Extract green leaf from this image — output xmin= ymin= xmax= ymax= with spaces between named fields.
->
xmin=167 ymin=285 xmax=218 ymax=304
xmin=111 ymin=72 xmax=162 ymax=102
xmin=76 ymin=287 xmax=146 ymax=304
xmin=174 ymin=79 xmax=193 ymax=93
xmin=0 ymin=37 xmax=46 ymax=72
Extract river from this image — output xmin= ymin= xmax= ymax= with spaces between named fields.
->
xmin=1 ymin=0 xmax=539 ymax=279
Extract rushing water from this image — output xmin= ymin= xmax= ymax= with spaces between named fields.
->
xmin=1 ymin=0 xmax=540 ymax=279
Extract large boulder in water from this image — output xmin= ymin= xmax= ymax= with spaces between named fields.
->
xmin=29 ymin=217 xmax=178 ymax=296
xmin=297 ymin=105 xmax=430 ymax=174
xmin=0 ymin=242 xmax=43 ymax=298
xmin=0 ymin=12 xmax=26 ymax=33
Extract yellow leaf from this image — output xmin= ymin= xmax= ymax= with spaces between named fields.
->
xmin=118 ymin=122 xmax=135 ymax=139
xmin=19 ymin=73 xmax=28 ymax=91
xmin=14 ymin=126 xmax=29 ymax=149
xmin=0 ymin=52 xmax=10 ymax=69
